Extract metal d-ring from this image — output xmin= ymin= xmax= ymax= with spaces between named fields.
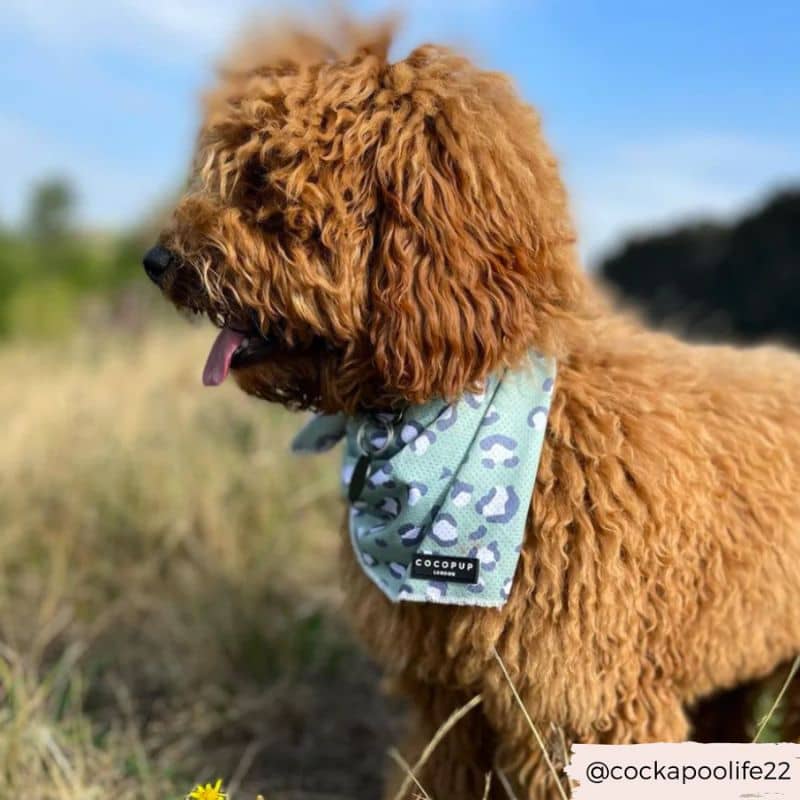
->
xmin=349 ymin=410 xmax=405 ymax=503
xmin=356 ymin=418 xmax=394 ymax=457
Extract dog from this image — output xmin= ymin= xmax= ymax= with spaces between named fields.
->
xmin=143 ymin=18 xmax=800 ymax=799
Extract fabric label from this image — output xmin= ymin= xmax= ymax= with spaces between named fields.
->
xmin=410 ymin=555 xmax=480 ymax=584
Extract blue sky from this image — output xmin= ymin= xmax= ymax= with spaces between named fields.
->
xmin=2 ymin=0 xmax=798 ymax=263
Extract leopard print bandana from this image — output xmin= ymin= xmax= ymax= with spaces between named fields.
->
xmin=292 ymin=353 xmax=556 ymax=607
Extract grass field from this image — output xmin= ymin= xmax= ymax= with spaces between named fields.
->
xmin=0 ymin=323 xmax=400 ymax=799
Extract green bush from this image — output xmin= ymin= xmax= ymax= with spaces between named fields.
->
xmin=0 ymin=178 xmax=152 ymax=339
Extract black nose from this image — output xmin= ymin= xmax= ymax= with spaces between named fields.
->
xmin=142 ymin=245 xmax=174 ymax=284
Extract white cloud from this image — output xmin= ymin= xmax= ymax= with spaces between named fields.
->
xmin=3 ymin=0 xmax=266 ymax=59
xmin=566 ymin=132 xmax=800 ymax=265
xmin=3 ymin=0 xmax=503 ymax=57
xmin=120 ymin=0 xmax=246 ymax=46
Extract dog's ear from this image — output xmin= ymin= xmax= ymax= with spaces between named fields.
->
xmin=368 ymin=47 xmax=584 ymax=404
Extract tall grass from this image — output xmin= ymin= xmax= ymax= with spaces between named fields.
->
xmin=0 ymin=323 xmax=388 ymax=799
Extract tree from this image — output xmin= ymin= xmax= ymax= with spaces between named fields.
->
xmin=600 ymin=189 xmax=800 ymax=343
xmin=26 ymin=178 xmax=76 ymax=241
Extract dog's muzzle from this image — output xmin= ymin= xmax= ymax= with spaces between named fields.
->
xmin=142 ymin=244 xmax=175 ymax=285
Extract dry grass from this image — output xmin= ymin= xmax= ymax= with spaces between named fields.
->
xmin=3 ymin=322 xmax=795 ymax=800
xmin=0 ymin=323 xmax=397 ymax=799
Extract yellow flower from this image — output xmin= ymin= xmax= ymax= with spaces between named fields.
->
xmin=187 ymin=778 xmax=227 ymax=800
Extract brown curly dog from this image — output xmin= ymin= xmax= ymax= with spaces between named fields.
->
xmin=144 ymin=18 xmax=800 ymax=799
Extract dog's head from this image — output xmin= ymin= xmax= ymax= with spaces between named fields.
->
xmin=145 ymin=18 xmax=584 ymax=413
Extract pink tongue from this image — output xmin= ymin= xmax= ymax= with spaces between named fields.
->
xmin=202 ymin=328 xmax=246 ymax=386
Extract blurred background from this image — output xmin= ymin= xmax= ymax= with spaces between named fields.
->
xmin=1 ymin=2 xmax=798 ymax=799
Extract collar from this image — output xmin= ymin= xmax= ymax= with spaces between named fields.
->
xmin=292 ymin=352 xmax=556 ymax=607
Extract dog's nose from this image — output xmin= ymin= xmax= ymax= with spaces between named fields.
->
xmin=142 ymin=244 xmax=174 ymax=284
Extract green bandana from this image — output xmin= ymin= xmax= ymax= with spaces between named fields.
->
xmin=292 ymin=353 xmax=556 ymax=607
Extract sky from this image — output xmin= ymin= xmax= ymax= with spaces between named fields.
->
xmin=1 ymin=0 xmax=798 ymax=264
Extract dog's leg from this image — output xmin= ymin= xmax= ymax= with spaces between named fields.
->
xmin=486 ymin=684 xmax=689 ymax=799
xmin=383 ymin=678 xmax=504 ymax=800
xmin=595 ymin=685 xmax=691 ymax=744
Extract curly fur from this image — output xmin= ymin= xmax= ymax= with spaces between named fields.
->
xmin=152 ymin=17 xmax=800 ymax=798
